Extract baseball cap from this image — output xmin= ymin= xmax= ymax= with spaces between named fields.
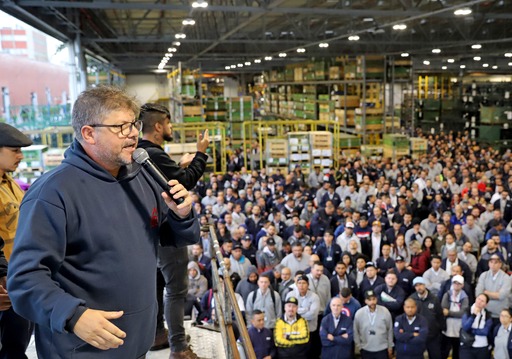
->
xmin=242 ymin=235 xmax=251 ymax=241
xmin=345 ymin=222 xmax=355 ymax=229
xmin=413 ymin=277 xmax=426 ymax=286
xmin=452 ymin=275 xmax=464 ymax=284
xmin=364 ymin=290 xmax=377 ymax=299
xmin=395 ymin=255 xmax=405 ymax=262
xmin=296 ymin=274 xmax=309 ymax=283
xmin=232 ymin=242 xmax=242 ymax=250
xmin=365 ymin=262 xmax=377 ymax=269
xmin=285 ymin=296 xmax=299 ymax=306
xmin=267 ymin=238 xmax=276 ymax=246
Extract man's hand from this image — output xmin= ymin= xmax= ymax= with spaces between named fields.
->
xmin=341 ymin=333 xmax=349 ymax=339
xmin=197 ymin=129 xmax=210 ymax=153
xmin=162 ymin=180 xmax=192 ymax=218
xmin=443 ymin=308 xmax=449 ymax=316
xmin=388 ymin=348 xmax=394 ymax=358
xmin=0 ymin=278 xmax=11 ymax=311
xmin=327 ymin=333 xmax=334 ymax=341
xmin=179 ymin=153 xmax=195 ymax=168
xmin=73 ymin=309 xmax=126 ymax=350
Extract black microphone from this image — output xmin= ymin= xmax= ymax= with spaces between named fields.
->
xmin=132 ymin=148 xmax=184 ymax=204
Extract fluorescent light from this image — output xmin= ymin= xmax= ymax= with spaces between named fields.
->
xmin=237 ymin=63 xmax=243 ymax=67
xmin=175 ymin=33 xmax=186 ymax=39
xmin=492 ymin=65 xmax=498 ymax=69
xmin=460 ymin=65 xmax=466 ymax=69
xmin=454 ymin=8 xmax=472 ymax=16
xmin=278 ymin=53 xmax=287 ymax=57
xmin=508 ymin=62 xmax=512 ymax=66
xmin=348 ymin=35 xmax=360 ymax=41
xmin=225 ymin=66 xmax=230 ymax=70
xmin=264 ymin=56 xmax=272 ymax=61
xmin=363 ymin=18 xmax=374 ymax=22
xmin=401 ymin=53 xmax=409 ymax=57
xmin=471 ymin=44 xmax=482 ymax=49
xmin=473 ymin=56 xmax=481 ymax=61
xmin=505 ymin=53 xmax=512 ymax=57
xmin=319 ymin=43 xmax=329 ymax=48
xmin=182 ymin=19 xmax=196 ymax=26
xmin=423 ymin=60 xmax=430 ymax=65
xmin=442 ymin=66 xmax=447 ymax=70
xmin=172 ymin=42 xmax=181 ymax=46
xmin=297 ymin=48 xmax=306 ymax=53
xmin=254 ymin=59 xmax=262 ymax=63
xmin=447 ymin=59 xmax=455 ymax=63
xmin=482 ymin=63 xmax=489 ymax=68
xmin=168 ymin=47 xmax=177 ymax=52
xmin=392 ymin=24 xmax=407 ymax=31
xmin=245 ymin=61 xmax=251 ymax=66
xmin=192 ymin=0 xmax=208 ymax=8
xmin=432 ymin=48 xmax=441 ymax=54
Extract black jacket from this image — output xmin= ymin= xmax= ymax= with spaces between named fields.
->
xmin=409 ymin=290 xmax=445 ymax=340
xmin=137 ymin=139 xmax=207 ymax=190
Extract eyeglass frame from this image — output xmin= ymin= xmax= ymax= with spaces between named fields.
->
xmin=89 ymin=120 xmax=143 ymax=136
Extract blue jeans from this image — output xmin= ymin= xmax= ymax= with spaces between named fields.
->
xmin=0 ymin=307 xmax=33 ymax=358
xmin=157 ymin=245 xmax=189 ymax=353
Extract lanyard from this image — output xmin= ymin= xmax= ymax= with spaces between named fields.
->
xmin=367 ymin=307 xmax=377 ymax=326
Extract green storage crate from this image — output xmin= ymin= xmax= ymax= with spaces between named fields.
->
xmin=318 ymin=94 xmax=330 ymax=101
xmin=480 ymin=105 xmax=507 ymax=124
xmin=383 ymin=134 xmax=409 ymax=148
xmin=339 ymin=134 xmax=361 ymax=148
xmin=183 ymin=116 xmax=203 ymax=123
xmin=304 ymin=103 xmax=316 ymax=112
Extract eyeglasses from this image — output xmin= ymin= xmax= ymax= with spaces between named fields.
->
xmin=90 ymin=120 xmax=143 ymax=136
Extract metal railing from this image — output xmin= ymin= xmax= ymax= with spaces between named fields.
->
xmin=206 ymin=224 xmax=256 ymax=359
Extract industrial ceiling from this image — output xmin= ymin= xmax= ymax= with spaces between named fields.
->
xmin=1 ymin=0 xmax=511 ymax=74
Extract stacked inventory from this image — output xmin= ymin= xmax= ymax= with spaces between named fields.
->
xmin=310 ymin=131 xmax=333 ymax=173
xmin=416 ymin=98 xmax=441 ymax=133
xmin=265 ymin=139 xmax=288 ymax=172
xmin=43 ymin=148 xmax=66 ymax=172
xmin=334 ymin=93 xmax=359 ymax=127
xmin=181 ymin=74 xmax=196 ymax=98
xmin=318 ymin=94 xmax=335 ymax=121
xmin=357 ymin=56 xmax=385 ymax=80
xmin=183 ymin=105 xmax=203 ymax=123
xmin=383 ymin=134 xmax=410 ymax=160
xmin=229 ymin=96 xmax=253 ymax=139
xmin=15 ymin=145 xmax=48 ymax=184
xmin=339 ymin=133 xmax=361 ymax=158
xmin=288 ymin=132 xmax=311 ymax=174
xmin=303 ymin=86 xmax=317 ymax=120
xmin=355 ymin=108 xmax=383 ymax=132
xmin=205 ymin=97 xmax=227 ymax=122
xmin=410 ymin=137 xmax=428 ymax=159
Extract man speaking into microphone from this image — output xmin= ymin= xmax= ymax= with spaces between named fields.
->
xmin=137 ymin=103 xmax=208 ymax=358
xmin=7 ymin=86 xmax=200 ymax=359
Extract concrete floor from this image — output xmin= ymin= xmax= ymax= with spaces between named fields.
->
xmin=25 ymin=321 xmax=225 ymax=359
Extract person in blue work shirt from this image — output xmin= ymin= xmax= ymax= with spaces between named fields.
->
xmin=393 ymin=298 xmax=429 ymax=359
xmin=320 ymin=296 xmax=354 ymax=359
xmin=248 ymin=310 xmax=276 ymax=359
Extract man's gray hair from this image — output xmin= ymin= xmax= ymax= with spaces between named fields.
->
xmin=72 ymin=86 xmax=140 ymax=141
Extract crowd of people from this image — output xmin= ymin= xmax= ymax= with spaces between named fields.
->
xmin=185 ymin=132 xmax=512 ymax=359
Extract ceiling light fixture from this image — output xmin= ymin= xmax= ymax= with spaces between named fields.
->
xmin=245 ymin=61 xmax=251 ymax=66
xmin=225 ymin=66 xmax=231 ymax=70
xmin=172 ymin=41 xmax=181 ymax=46
xmin=230 ymin=65 xmax=236 ymax=68
xmin=348 ymin=35 xmax=360 ymax=41
xmin=505 ymin=53 xmax=512 ymax=57
xmin=482 ymin=63 xmax=489 ymax=68
xmin=442 ymin=66 xmax=447 ymax=70
xmin=363 ymin=17 xmax=374 ymax=22
xmin=508 ymin=62 xmax=512 ymax=66
xmin=454 ymin=7 xmax=472 ymax=16
xmin=401 ymin=53 xmax=409 ymax=57
xmin=392 ymin=24 xmax=407 ymax=31
xmin=432 ymin=48 xmax=441 ymax=54
xmin=168 ymin=47 xmax=177 ymax=52
xmin=182 ymin=19 xmax=196 ymax=26
xmin=175 ymin=33 xmax=186 ymax=39
xmin=319 ymin=42 xmax=329 ymax=48
xmin=471 ymin=44 xmax=482 ymax=49
xmin=460 ymin=64 xmax=466 ymax=69
xmin=447 ymin=58 xmax=455 ymax=63
xmin=297 ymin=48 xmax=306 ymax=53
xmin=423 ymin=60 xmax=430 ymax=65
xmin=264 ymin=56 xmax=272 ymax=61
xmin=473 ymin=56 xmax=481 ymax=61
xmin=492 ymin=65 xmax=498 ymax=69
xmin=191 ymin=0 xmax=208 ymax=8
xmin=254 ymin=59 xmax=262 ymax=63
xmin=237 ymin=63 xmax=243 ymax=67
xmin=279 ymin=53 xmax=287 ymax=57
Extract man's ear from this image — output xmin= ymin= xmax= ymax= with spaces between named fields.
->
xmin=153 ymin=121 xmax=162 ymax=134
xmin=81 ymin=126 xmax=96 ymax=144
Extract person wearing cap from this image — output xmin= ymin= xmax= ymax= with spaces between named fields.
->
xmin=393 ymin=298 xmax=429 ymax=359
xmin=393 ymin=255 xmax=416 ymax=296
xmin=475 ymin=252 xmax=511 ymax=322
xmin=230 ymin=242 xmax=252 ymax=280
xmin=409 ymin=276 xmax=445 ymax=359
xmin=274 ymin=296 xmax=310 ymax=359
xmin=353 ymin=289 xmax=394 ymax=359
xmin=358 ymin=262 xmax=384 ymax=303
xmin=423 ymin=255 xmax=450 ymax=297
xmin=476 ymin=238 xmax=505 ymax=277
xmin=319 ymin=296 xmax=354 ymax=359
xmin=285 ymin=274 xmax=321 ymax=335
xmin=241 ymin=234 xmax=258 ymax=266
xmin=256 ymin=237 xmax=282 ymax=273
xmin=0 ymin=123 xmax=33 ymax=357
xmin=336 ymin=221 xmax=361 ymax=253
xmin=440 ymin=274 xmax=469 ymax=359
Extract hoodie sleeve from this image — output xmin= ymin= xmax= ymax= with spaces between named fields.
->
xmin=0 ymin=235 xmax=7 ymax=278
xmin=159 ymin=208 xmax=200 ymax=247
xmin=7 ymin=198 xmax=86 ymax=333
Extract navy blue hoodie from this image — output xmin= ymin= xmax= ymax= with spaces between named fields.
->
xmin=7 ymin=140 xmax=199 ymax=358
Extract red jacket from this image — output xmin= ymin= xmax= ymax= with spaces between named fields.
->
xmin=410 ymin=251 xmax=430 ymax=276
